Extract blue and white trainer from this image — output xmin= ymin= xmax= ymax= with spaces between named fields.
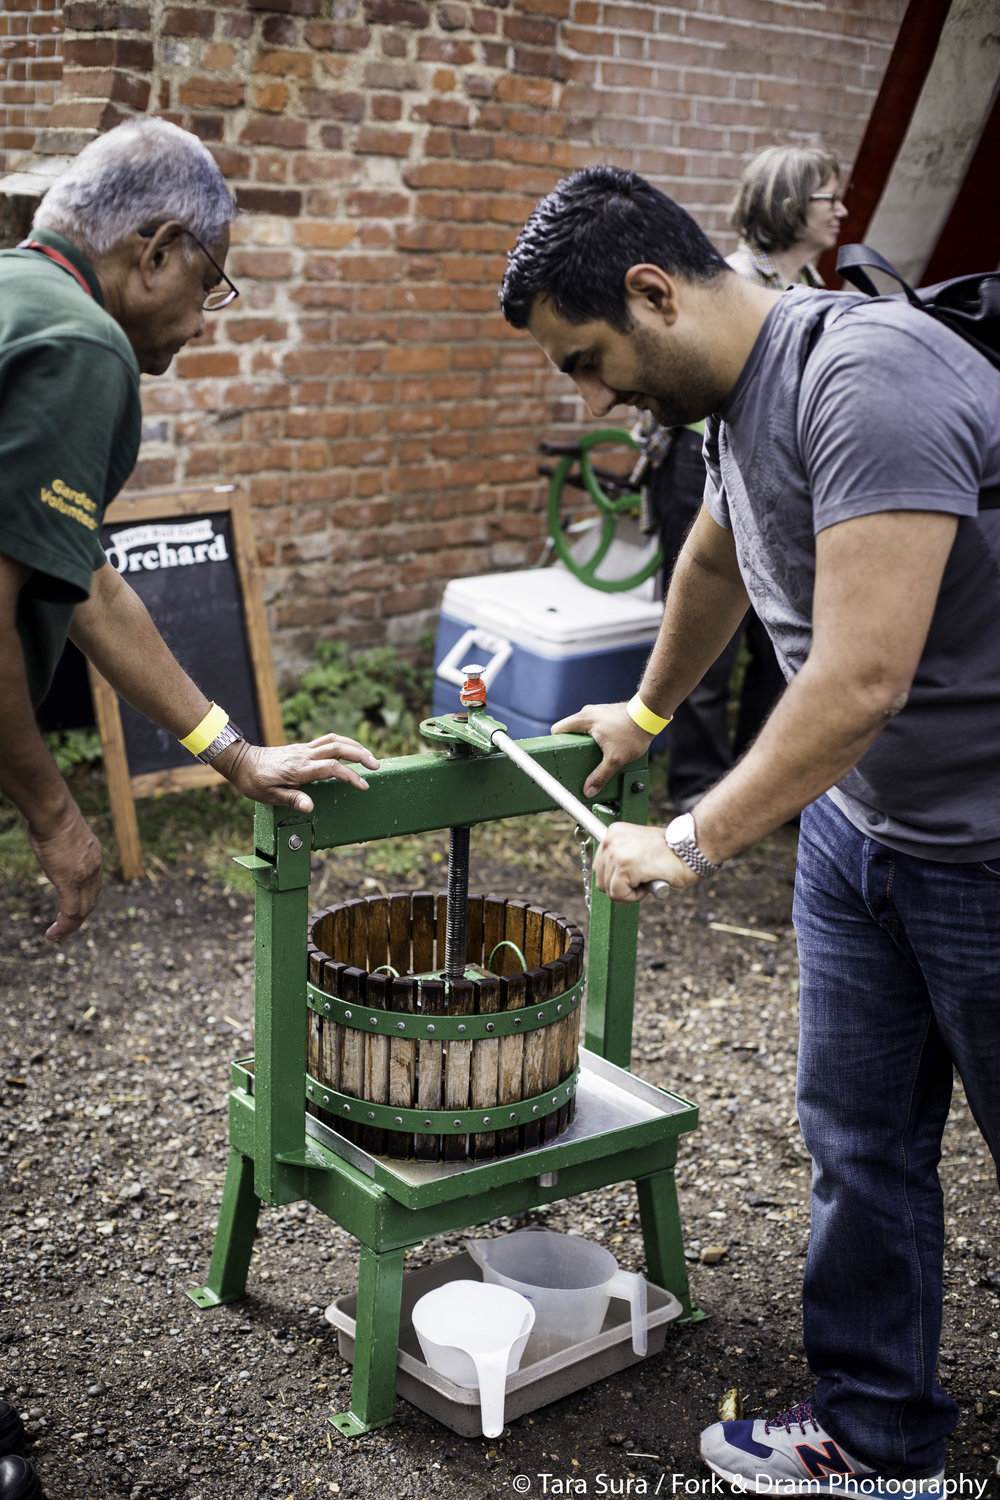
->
xmin=700 ymin=1399 xmax=945 ymax=1495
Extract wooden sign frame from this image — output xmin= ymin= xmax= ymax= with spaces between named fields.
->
xmin=87 ymin=484 xmax=283 ymax=881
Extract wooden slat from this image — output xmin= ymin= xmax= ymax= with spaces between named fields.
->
xmin=471 ymin=974 xmax=501 ymax=1161
xmin=524 ymin=904 xmax=546 ymax=971
xmin=388 ymin=975 xmax=417 ymax=1159
xmin=338 ymin=966 xmax=366 ymax=1145
xmin=482 ymin=896 xmax=505 ymax=974
xmin=347 ymin=900 xmax=369 ymax=970
xmin=412 ymin=891 xmax=435 ymax=974
xmin=388 ymin=893 xmax=412 ymax=975
xmin=501 ymin=899 xmax=528 ymax=976
xmin=364 ymin=970 xmax=391 ymax=1156
xmin=496 ymin=970 xmax=526 ymax=1157
xmin=415 ymin=977 xmax=445 ymax=1159
xmin=366 ymin=896 xmax=389 ymax=975
xmin=520 ymin=966 xmax=551 ymax=1152
xmin=465 ymin=893 xmax=485 ymax=967
xmin=443 ymin=978 xmax=475 ymax=1162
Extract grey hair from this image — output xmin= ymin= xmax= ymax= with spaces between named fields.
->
xmin=729 ymin=143 xmax=840 ymax=254
xmin=33 ymin=117 xmax=237 ymax=255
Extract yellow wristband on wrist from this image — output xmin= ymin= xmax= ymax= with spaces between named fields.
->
xmin=179 ymin=703 xmax=229 ymax=756
xmin=626 ymin=693 xmax=672 ymax=735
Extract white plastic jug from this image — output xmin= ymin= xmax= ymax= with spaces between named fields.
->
xmin=410 ymin=1279 xmax=535 ymax=1438
xmin=467 ymin=1229 xmax=648 ymax=1363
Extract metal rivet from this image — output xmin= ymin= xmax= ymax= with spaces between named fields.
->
xmin=368 ymin=1111 xmax=375 ymax=1120
xmin=537 ymin=1011 xmax=544 ymax=1020
xmin=342 ymin=1104 xmax=351 ymax=1114
xmin=426 ymin=1024 xmax=435 ymax=1034
xmin=483 ymin=1116 xmax=491 ymax=1125
xmin=631 ymin=780 xmax=645 ymax=794
xmin=509 ymin=1112 xmax=517 ymax=1122
xmin=458 ymin=1024 xmax=466 ymax=1034
xmin=307 ymin=1085 xmax=314 ymax=1096
xmin=486 ymin=1022 xmax=495 ymax=1033
xmin=344 ymin=1010 xmax=352 ymax=1020
xmin=513 ymin=1018 xmax=521 ymax=1027
xmin=397 ymin=1021 xmax=406 ymax=1032
xmin=424 ymin=1119 xmax=433 ymax=1128
xmin=369 ymin=1016 xmax=378 ymax=1027
xmin=453 ymin=1119 xmax=462 ymax=1128
xmin=288 ymin=834 xmax=303 ymax=851
xmin=557 ymin=1004 xmax=563 ymax=1014
xmin=532 ymin=1105 xmax=539 ymax=1115
xmin=324 ymin=1002 xmax=331 ymax=1014
xmin=322 ymin=1095 xmax=330 ymax=1105
xmin=394 ymin=1116 xmax=403 ymax=1126
xmin=552 ymin=1097 xmax=558 ymax=1105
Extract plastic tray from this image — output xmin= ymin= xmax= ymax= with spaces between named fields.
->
xmin=325 ymin=1250 xmax=682 ymax=1437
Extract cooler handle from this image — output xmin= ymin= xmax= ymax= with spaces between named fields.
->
xmin=436 ymin=627 xmax=513 ymax=689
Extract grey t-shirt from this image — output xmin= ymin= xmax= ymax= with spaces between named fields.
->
xmin=703 ymin=286 xmax=1000 ymax=861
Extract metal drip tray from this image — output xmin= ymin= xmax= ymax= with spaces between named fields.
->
xmin=294 ymin=1048 xmax=697 ymax=1205
xmin=326 ymin=1251 xmax=683 ymax=1437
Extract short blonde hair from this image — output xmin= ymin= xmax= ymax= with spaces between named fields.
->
xmin=730 ymin=144 xmax=841 ymax=254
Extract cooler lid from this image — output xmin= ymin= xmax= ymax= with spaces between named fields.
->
xmin=439 ymin=567 xmax=663 ymax=653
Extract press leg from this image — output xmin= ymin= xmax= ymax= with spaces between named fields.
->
xmin=188 ymin=1149 xmax=261 ymax=1308
xmin=636 ymin=1168 xmax=703 ymax=1321
xmin=330 ymin=1244 xmax=406 ymax=1435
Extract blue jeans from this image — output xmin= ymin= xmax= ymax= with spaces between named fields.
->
xmin=793 ymin=795 xmax=1000 ymax=1477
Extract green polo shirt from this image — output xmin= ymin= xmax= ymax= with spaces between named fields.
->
xmin=0 ymin=228 xmax=141 ymax=705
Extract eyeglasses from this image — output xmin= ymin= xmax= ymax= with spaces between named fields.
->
xmin=809 ymin=192 xmax=846 ymax=206
xmin=138 ymin=225 xmax=240 ymax=310
xmin=182 ymin=228 xmax=240 ymax=310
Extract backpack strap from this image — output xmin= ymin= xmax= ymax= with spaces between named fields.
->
xmin=837 ymin=243 xmax=924 ymax=309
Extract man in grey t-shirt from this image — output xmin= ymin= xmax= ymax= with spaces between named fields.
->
xmin=501 ymin=165 xmax=1000 ymax=1496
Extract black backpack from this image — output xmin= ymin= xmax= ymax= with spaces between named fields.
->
xmin=837 ymin=244 xmax=1000 ymax=509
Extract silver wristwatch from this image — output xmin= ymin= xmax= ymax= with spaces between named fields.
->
xmin=664 ymin=812 xmax=721 ymax=878
xmin=197 ymin=720 xmax=245 ymax=764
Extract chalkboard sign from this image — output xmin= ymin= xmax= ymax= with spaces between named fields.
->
xmin=88 ymin=485 xmax=283 ymax=880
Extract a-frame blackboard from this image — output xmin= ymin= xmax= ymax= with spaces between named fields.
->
xmin=88 ymin=484 xmax=283 ymax=880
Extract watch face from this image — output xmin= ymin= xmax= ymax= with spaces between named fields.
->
xmin=666 ymin=813 xmax=695 ymax=846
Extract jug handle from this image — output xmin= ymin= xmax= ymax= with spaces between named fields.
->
xmin=607 ymin=1268 xmax=648 ymax=1357
xmin=471 ymin=1347 xmax=512 ymax=1439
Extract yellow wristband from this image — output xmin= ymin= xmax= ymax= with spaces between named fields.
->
xmin=626 ymin=693 xmax=672 ymax=735
xmin=180 ymin=703 xmax=229 ymax=756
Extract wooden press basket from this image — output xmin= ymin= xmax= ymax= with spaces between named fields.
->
xmin=306 ymin=892 xmax=585 ymax=1162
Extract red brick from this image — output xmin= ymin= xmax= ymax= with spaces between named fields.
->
xmin=178 ymin=77 xmax=244 ymax=108
xmin=254 ymin=46 xmax=314 ymax=77
xmin=163 ymin=8 xmax=214 ymax=38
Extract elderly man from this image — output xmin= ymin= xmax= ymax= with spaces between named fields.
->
xmin=501 ymin=166 xmax=1000 ymax=1498
xmin=0 ymin=119 xmax=377 ymax=1500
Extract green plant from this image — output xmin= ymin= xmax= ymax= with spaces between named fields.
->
xmin=44 ymin=726 xmax=103 ymax=776
xmin=280 ymin=637 xmax=433 ymax=757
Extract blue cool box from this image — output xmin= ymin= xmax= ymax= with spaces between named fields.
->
xmin=431 ymin=568 xmax=666 ymax=742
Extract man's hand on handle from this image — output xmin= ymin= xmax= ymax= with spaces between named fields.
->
xmin=550 ymin=701 xmax=654 ymax=799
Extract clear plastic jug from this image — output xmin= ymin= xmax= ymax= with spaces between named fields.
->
xmin=467 ymin=1229 xmax=648 ymax=1363
xmin=410 ymin=1279 xmax=534 ymax=1438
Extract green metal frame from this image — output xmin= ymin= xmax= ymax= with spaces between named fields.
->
xmin=189 ymin=734 xmax=701 ymax=1434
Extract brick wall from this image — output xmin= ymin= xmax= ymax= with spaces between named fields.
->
xmin=0 ymin=0 xmax=63 ymax=175
xmin=1 ymin=0 xmax=906 ymax=682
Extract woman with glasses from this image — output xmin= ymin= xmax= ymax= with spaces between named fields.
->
xmin=728 ymin=142 xmax=848 ymax=291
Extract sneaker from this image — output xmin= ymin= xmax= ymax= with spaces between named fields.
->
xmin=700 ymin=1398 xmax=945 ymax=1495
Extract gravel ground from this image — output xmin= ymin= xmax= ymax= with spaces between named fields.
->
xmin=2 ymin=814 xmax=999 ymax=1500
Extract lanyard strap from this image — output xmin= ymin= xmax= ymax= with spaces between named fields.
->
xmin=19 ymin=239 xmax=94 ymax=299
